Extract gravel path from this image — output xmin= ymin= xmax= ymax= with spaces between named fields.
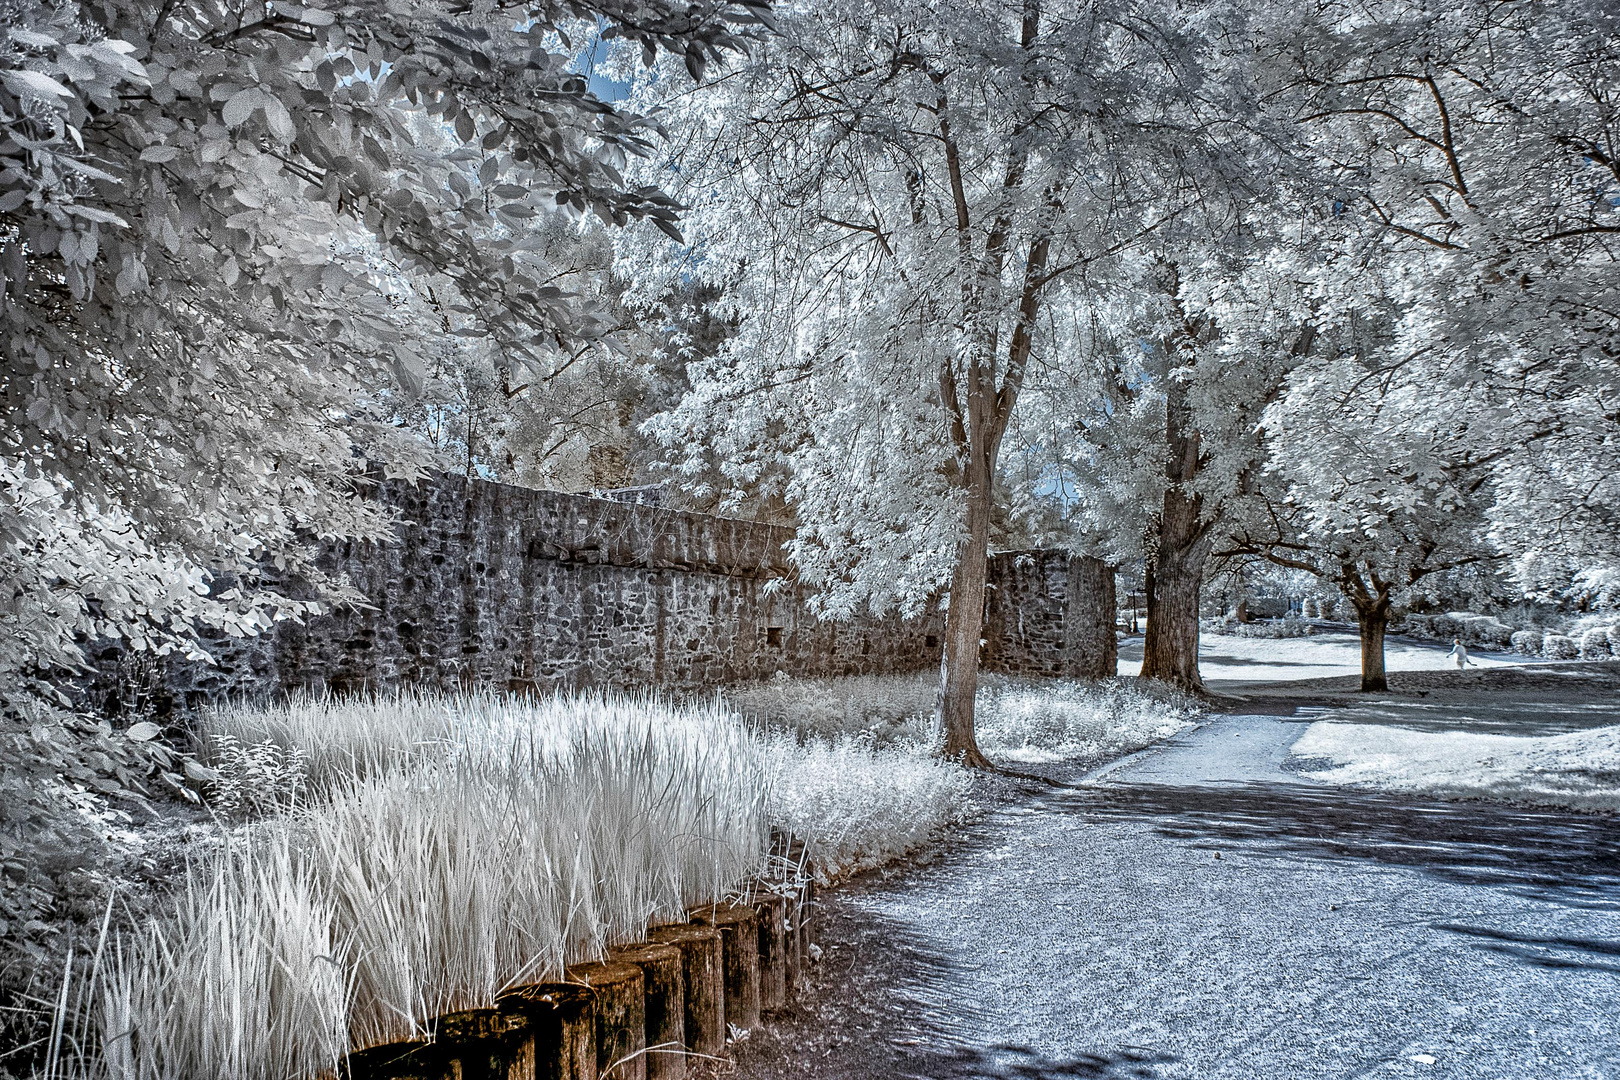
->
xmin=736 ymin=710 xmax=1620 ymax=1080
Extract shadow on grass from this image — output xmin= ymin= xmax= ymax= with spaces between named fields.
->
xmin=1072 ymin=780 xmax=1620 ymax=911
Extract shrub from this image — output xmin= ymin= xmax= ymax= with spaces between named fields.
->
xmin=1543 ymin=634 xmax=1580 ymax=660
xmin=1204 ymin=614 xmax=1313 ymax=639
xmin=973 ymin=679 xmax=1199 ymax=764
xmin=1608 ymin=624 xmax=1620 ymax=652
xmin=1580 ymin=627 xmax=1613 ymax=660
xmin=764 ymin=735 xmax=974 ymax=883
xmin=1450 ymin=614 xmax=1514 ymax=648
xmin=1427 ymin=614 xmax=1462 ymax=639
xmin=207 ymin=733 xmax=308 ymax=819
xmin=1510 ymin=630 xmax=1544 ymax=656
xmin=723 ymin=671 xmax=935 ymax=746
xmin=726 ymin=672 xmax=1200 ymax=763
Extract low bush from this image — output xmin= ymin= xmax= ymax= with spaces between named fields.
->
xmin=973 ymin=679 xmax=1199 ymax=764
xmin=723 ymin=671 xmax=935 ymax=746
xmin=1510 ymin=630 xmax=1545 ymax=656
xmin=1201 ymin=614 xmax=1313 ymax=639
xmin=725 ymin=671 xmax=1199 ymax=764
xmin=1543 ymin=634 xmax=1581 ymax=660
xmin=764 ymin=734 xmax=974 ymax=883
xmin=1580 ymin=627 xmax=1614 ymax=660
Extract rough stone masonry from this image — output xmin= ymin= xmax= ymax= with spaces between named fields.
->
xmin=93 ymin=474 xmax=1117 ymax=712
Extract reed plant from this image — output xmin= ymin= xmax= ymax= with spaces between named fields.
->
xmin=97 ymin=693 xmax=767 ymax=1080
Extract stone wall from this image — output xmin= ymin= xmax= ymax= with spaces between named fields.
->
xmin=90 ymin=475 xmax=1116 ymax=712
xmin=983 ymin=550 xmax=1118 ymax=680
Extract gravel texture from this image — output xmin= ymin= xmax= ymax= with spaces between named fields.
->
xmin=732 ymin=696 xmax=1620 ymax=1079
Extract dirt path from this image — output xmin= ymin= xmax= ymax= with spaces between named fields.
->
xmin=734 ymin=707 xmax=1620 ymax=1079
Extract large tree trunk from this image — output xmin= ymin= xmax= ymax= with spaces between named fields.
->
xmin=1139 ymin=375 xmax=1211 ymax=693
xmin=939 ymin=460 xmax=992 ymax=768
xmin=1346 ymin=581 xmax=1393 ymax=692
xmin=1139 ymin=494 xmax=1211 ymax=692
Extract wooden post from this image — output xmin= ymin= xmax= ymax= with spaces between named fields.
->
xmin=781 ymin=888 xmax=802 ymax=992
xmin=343 ymin=1039 xmax=443 ymax=1080
xmin=751 ymin=892 xmax=788 ymax=1011
xmin=497 ymin=984 xmax=597 ymax=1080
xmin=566 ymin=960 xmax=647 ymax=1080
xmin=644 ymin=924 xmax=725 ymax=1059
xmin=688 ymin=903 xmax=760 ymax=1032
xmin=608 ymin=942 xmax=686 ymax=1080
xmin=435 ymin=1009 xmax=536 ymax=1080
xmin=344 ymin=1009 xmax=538 ymax=1080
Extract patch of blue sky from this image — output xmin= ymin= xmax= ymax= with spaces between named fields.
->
xmin=571 ymin=21 xmax=633 ymax=103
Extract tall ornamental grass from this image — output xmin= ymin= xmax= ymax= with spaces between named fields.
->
xmin=99 ymin=694 xmax=767 ymax=1080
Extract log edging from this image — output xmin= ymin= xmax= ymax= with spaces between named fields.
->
xmin=344 ymin=837 xmax=817 ymax=1080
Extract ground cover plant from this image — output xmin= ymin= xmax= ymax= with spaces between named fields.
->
xmin=724 ymin=671 xmax=1200 ymax=766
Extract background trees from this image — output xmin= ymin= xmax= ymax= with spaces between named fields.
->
xmin=1275 ymin=0 xmax=1620 ymax=607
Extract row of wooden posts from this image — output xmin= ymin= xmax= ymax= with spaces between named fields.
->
xmin=343 ymin=838 xmax=816 ymax=1080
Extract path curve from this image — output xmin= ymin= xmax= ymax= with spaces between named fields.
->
xmin=742 ymin=713 xmax=1620 ymax=1080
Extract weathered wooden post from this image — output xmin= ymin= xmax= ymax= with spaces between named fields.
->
xmin=644 ymin=924 xmax=726 ymax=1058
xmin=342 ymin=1039 xmax=443 ymax=1080
xmin=344 ymin=1009 xmax=537 ymax=1080
xmin=687 ymin=903 xmax=760 ymax=1032
xmin=751 ymin=892 xmax=788 ymax=1011
xmin=565 ymin=960 xmax=647 ymax=1080
xmin=608 ymin=942 xmax=687 ymax=1080
xmin=497 ymin=983 xmax=597 ymax=1080
xmin=781 ymin=887 xmax=803 ymax=991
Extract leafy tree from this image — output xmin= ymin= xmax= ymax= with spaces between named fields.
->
xmin=628 ymin=0 xmax=1268 ymax=757
xmin=0 ymin=0 xmax=763 ymax=1034
xmin=1274 ymin=0 xmax=1620 ymax=612
xmin=1219 ymin=345 xmax=1504 ymax=691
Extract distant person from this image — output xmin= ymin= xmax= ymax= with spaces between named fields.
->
xmin=1447 ymin=638 xmax=1474 ymax=670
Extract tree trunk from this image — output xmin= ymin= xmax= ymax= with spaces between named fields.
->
xmin=939 ymin=459 xmax=993 ymax=767
xmin=1138 ymin=518 xmax=1210 ymax=692
xmin=1137 ymin=362 xmax=1211 ymax=693
xmin=1352 ymin=598 xmax=1391 ymax=692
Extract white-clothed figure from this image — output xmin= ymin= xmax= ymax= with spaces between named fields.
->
xmin=1447 ymin=638 xmax=1473 ymax=670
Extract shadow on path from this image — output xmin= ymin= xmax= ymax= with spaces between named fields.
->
xmin=1433 ymin=924 xmax=1620 ymax=973
xmin=1074 ymin=780 xmax=1620 ymax=910
xmin=913 ymin=1044 xmax=1170 ymax=1079
xmin=735 ymin=890 xmax=1176 ymax=1080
